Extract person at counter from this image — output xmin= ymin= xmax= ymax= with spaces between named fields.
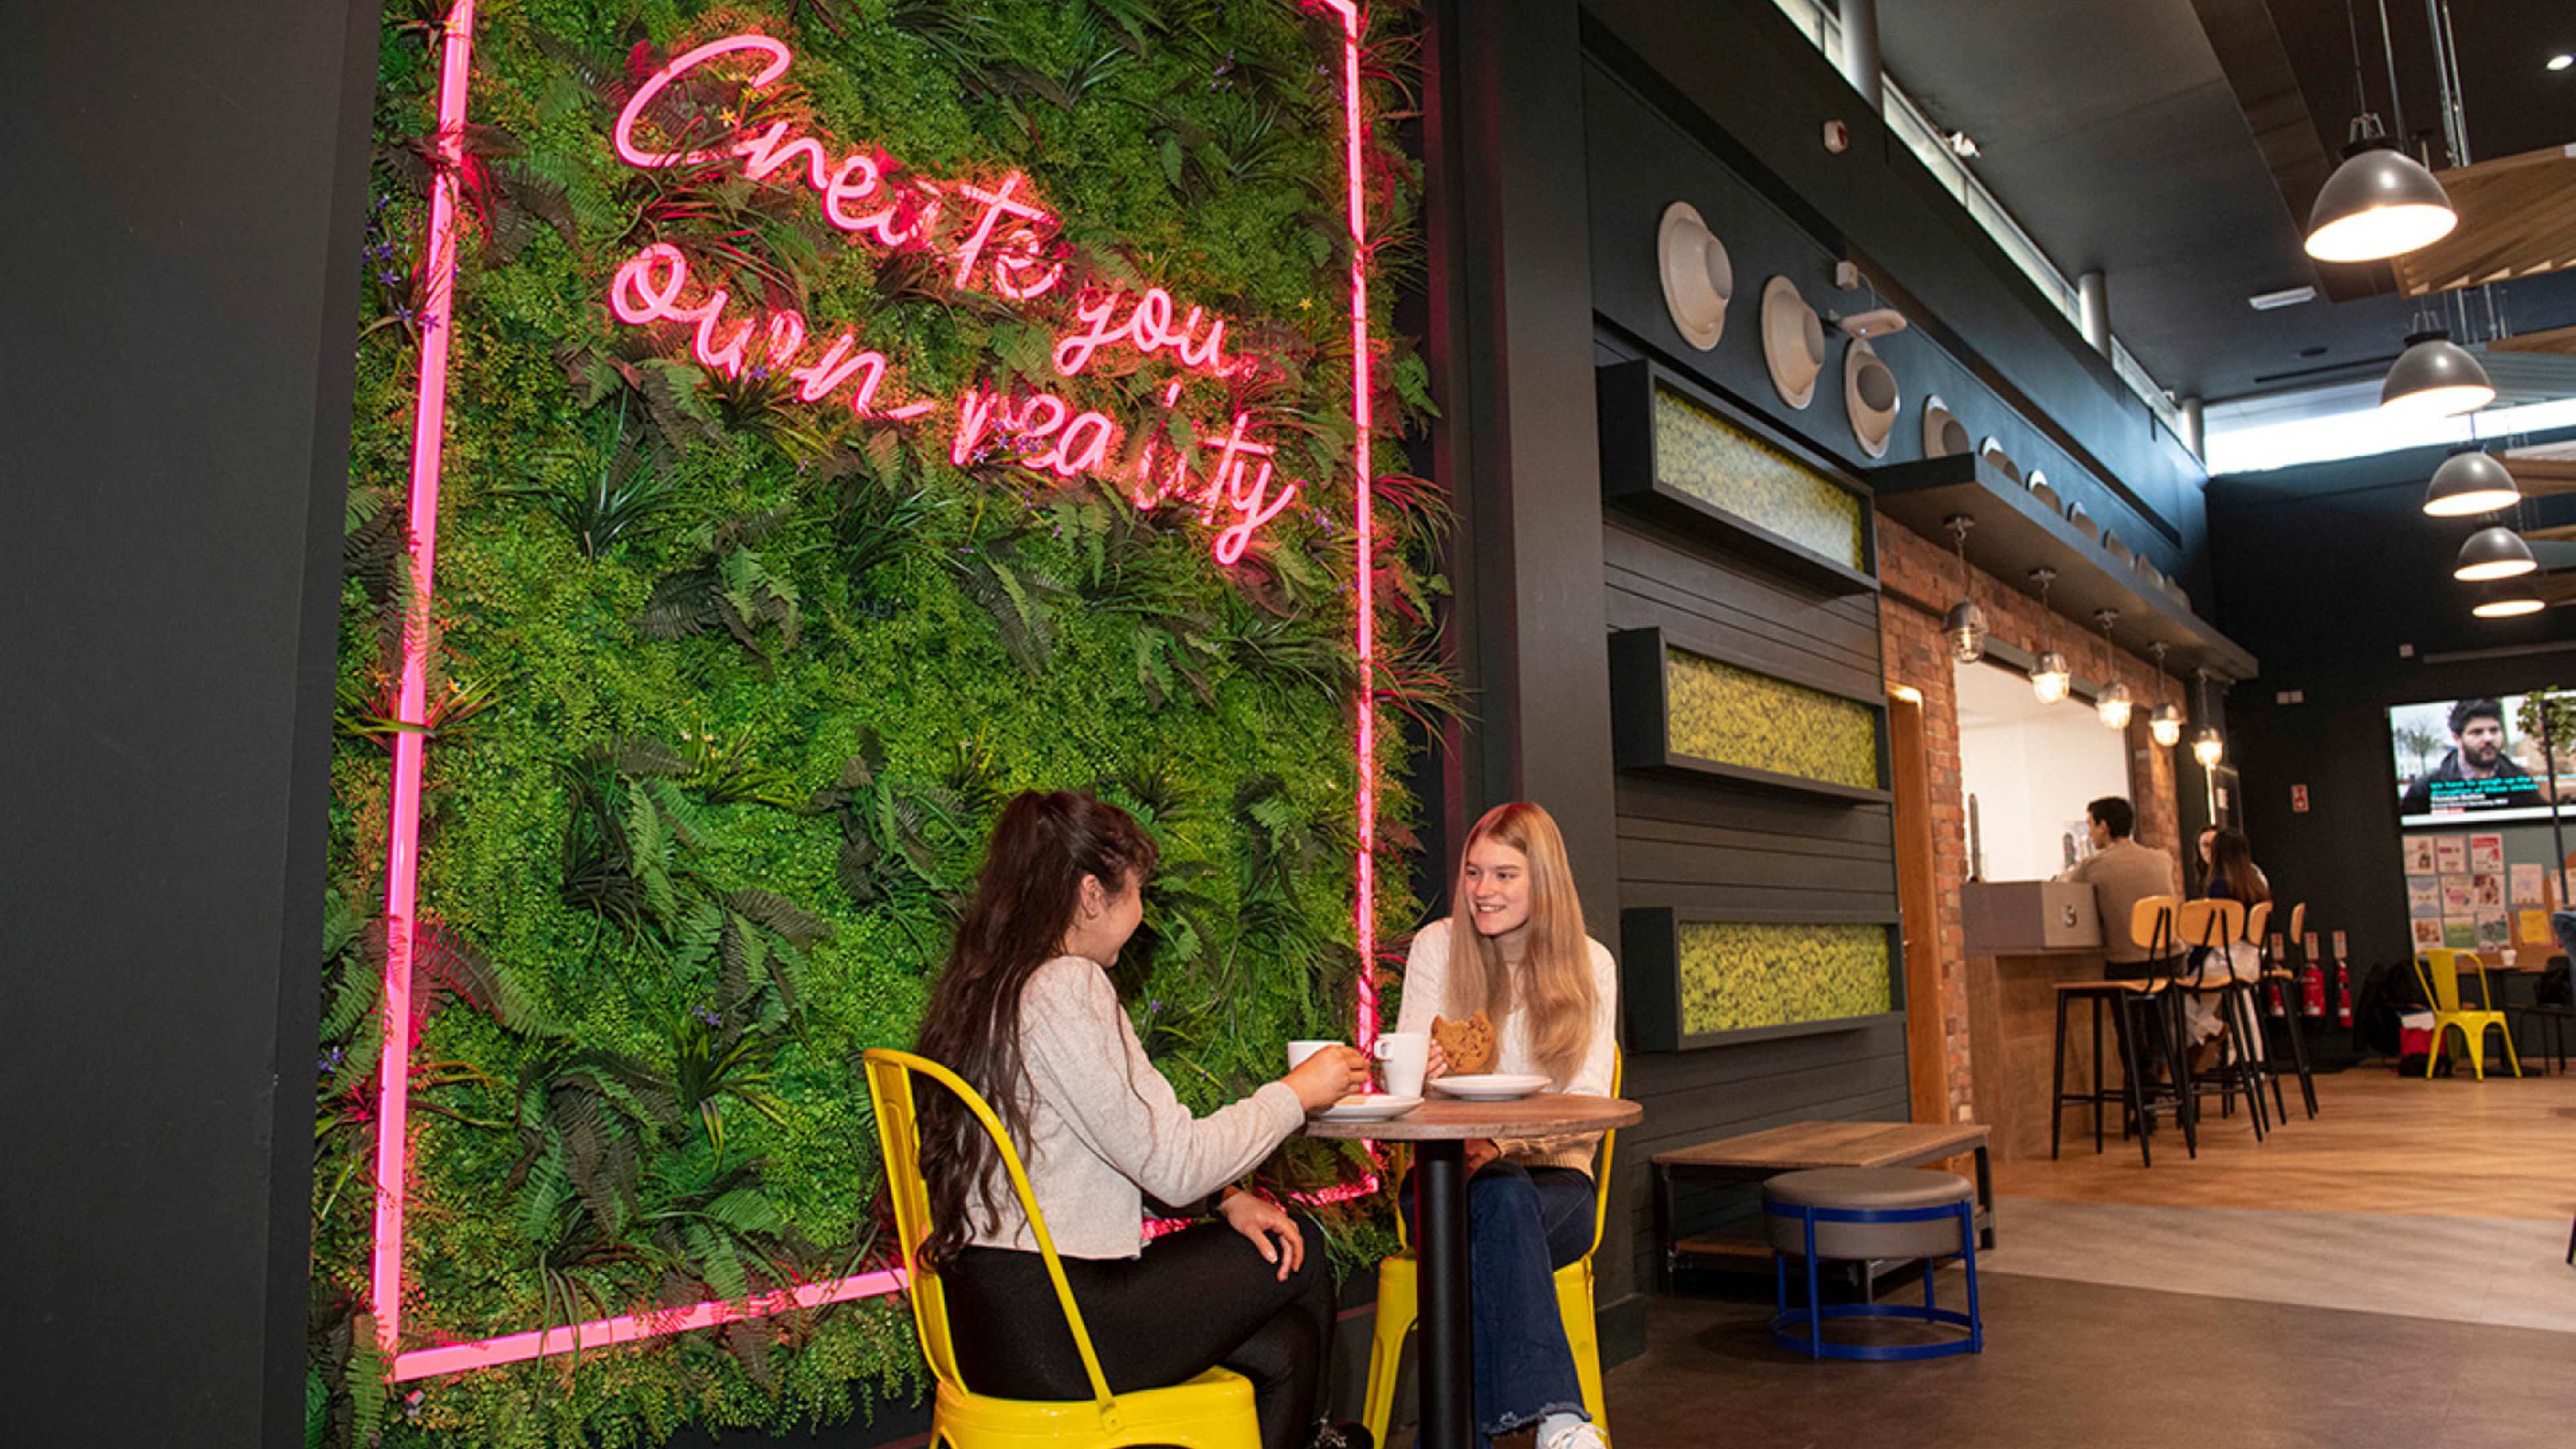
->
xmin=2058 ymin=796 xmax=2181 ymax=981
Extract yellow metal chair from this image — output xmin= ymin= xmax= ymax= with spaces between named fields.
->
xmin=2409 ymin=950 xmax=2524 ymax=1081
xmin=1359 ymin=1053 xmax=1621 ymax=1445
xmin=862 ymin=1049 xmax=1262 ymax=1449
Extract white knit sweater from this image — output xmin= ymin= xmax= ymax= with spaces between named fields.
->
xmin=967 ymin=954 xmax=1305 ymax=1259
xmin=1395 ymin=918 xmax=1619 ymax=1174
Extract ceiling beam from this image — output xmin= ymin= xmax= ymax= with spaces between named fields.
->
xmin=2184 ymin=0 xmax=2393 ymax=303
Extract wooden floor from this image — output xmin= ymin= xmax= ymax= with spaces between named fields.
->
xmin=1994 ymin=1059 xmax=2576 ymax=1222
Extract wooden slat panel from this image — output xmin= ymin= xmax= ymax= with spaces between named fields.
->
xmin=1606 ymin=522 xmax=1883 ymax=655
xmin=1624 ymin=879 xmax=1900 ymax=916
xmin=1615 ymin=774 xmax=1894 ymax=843
xmin=1619 ymin=814 xmax=1892 ymax=862
xmin=2391 ymin=147 xmax=2576 ymax=297
xmin=1617 ymin=834 xmax=1900 ymax=895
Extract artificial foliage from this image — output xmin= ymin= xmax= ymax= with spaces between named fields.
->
xmin=314 ymin=2 xmax=1438 ymax=1444
xmin=1676 ymin=920 xmax=1893 ymax=1036
xmin=1662 ymin=645 xmax=1880 ymax=790
xmin=1651 ymin=384 xmax=1862 ymax=568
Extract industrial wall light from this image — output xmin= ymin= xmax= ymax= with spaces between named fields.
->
xmin=2092 ymin=608 xmax=2133 ymax=730
xmin=2027 ymin=568 xmax=2070 ymax=704
xmin=1943 ymin=514 xmax=1986 ymax=663
xmin=2147 ymin=641 xmax=2183 ymax=747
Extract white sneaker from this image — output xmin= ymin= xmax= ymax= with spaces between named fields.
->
xmin=1537 ymin=1419 xmax=1609 ymax=1449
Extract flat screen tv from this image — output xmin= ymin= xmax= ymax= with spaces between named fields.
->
xmin=2390 ymin=693 xmax=2576 ymax=826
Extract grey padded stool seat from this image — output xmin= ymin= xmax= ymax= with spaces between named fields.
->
xmin=1762 ymin=1167 xmax=1983 ymax=1360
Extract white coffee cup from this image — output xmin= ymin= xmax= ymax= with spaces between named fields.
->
xmin=1372 ymin=1032 xmax=1430 ymax=1097
xmin=1287 ymin=1039 xmax=1342 ymax=1072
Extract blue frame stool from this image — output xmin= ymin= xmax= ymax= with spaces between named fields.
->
xmin=1764 ymin=1171 xmax=1984 ymax=1361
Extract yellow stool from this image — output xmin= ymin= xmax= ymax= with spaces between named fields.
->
xmin=1360 ymin=1055 xmax=1621 ymax=1444
xmin=2410 ymin=951 xmax=2524 ymax=1081
xmin=863 ymin=1049 xmax=1261 ymax=1449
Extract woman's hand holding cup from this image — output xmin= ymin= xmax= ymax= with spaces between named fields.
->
xmin=1283 ymin=1041 xmax=1373 ymax=1112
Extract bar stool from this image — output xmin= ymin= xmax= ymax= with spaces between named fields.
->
xmin=2051 ymin=895 xmax=2194 ymax=1165
xmin=2170 ymin=898 xmax=2269 ymax=1140
xmin=2259 ymin=902 xmax=2320 ymax=1118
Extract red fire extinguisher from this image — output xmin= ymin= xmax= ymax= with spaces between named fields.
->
xmin=2267 ymin=935 xmax=2290 ymax=1016
xmin=2300 ymin=955 xmax=2326 ymax=1018
xmin=2334 ymin=955 xmax=2353 ymax=1029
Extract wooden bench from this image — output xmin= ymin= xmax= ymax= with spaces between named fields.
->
xmin=1651 ymin=1120 xmax=1994 ymax=1291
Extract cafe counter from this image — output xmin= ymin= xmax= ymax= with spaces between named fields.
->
xmin=1960 ymin=881 xmax=2116 ymax=1161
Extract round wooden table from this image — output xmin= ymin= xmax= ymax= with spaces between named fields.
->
xmin=1306 ymin=1093 xmax=1642 ymax=1449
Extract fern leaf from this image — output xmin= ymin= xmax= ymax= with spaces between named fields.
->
xmin=724 ymin=888 xmax=831 ymax=947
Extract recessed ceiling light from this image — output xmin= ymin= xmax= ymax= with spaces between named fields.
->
xmin=2249 ymin=285 xmax=2318 ymax=310
xmin=2548 ymin=54 xmax=2573 ymax=72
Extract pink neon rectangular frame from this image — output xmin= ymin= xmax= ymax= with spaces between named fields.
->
xmin=370 ymin=0 xmax=1379 ymax=1379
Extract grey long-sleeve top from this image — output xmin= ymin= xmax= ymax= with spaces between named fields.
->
xmin=967 ymin=954 xmax=1305 ymax=1259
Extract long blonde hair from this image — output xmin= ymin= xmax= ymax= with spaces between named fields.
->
xmin=1443 ymin=802 xmax=1597 ymax=1085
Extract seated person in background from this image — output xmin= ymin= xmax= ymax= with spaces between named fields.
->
xmin=2058 ymin=796 xmax=2180 ymax=981
xmin=2184 ymin=828 xmax=2271 ymax=1069
xmin=910 ymin=790 xmax=1373 ymax=1449
xmin=2059 ymin=796 xmax=2183 ymax=1080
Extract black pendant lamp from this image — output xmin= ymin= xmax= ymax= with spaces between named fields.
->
xmin=2423 ymin=451 xmax=2519 ymax=517
xmin=2471 ymin=578 xmax=2545 ymax=619
xmin=2303 ymin=3 xmax=2457 ymax=264
xmin=2381 ymin=331 xmax=2494 ymax=419
xmin=2305 ymin=125 xmax=2458 ymax=263
xmin=2454 ymin=525 xmax=2537 ymax=582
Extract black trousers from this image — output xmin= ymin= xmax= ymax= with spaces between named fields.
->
xmin=943 ymin=1214 xmax=1334 ymax=1449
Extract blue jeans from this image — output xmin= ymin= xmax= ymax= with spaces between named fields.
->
xmin=1402 ymin=1161 xmax=1596 ymax=1444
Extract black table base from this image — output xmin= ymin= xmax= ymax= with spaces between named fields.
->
xmin=1413 ymin=1139 xmax=1471 ymax=1449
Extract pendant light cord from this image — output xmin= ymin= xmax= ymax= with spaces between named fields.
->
xmin=2375 ymin=0 xmax=2407 ymax=148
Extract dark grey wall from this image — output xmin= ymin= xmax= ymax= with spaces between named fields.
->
xmin=0 ymin=2 xmax=380 ymax=1445
xmin=2209 ymin=434 xmax=2576 ymax=1020
xmin=1580 ymin=0 xmax=2212 ymax=588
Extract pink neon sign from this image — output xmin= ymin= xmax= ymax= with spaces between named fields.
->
xmin=372 ymin=0 xmax=1379 ymax=1381
xmin=600 ymin=33 xmax=1306 ymax=566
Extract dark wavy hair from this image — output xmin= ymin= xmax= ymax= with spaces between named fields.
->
xmin=2204 ymin=829 xmax=2269 ymax=905
xmin=909 ymin=790 xmax=1158 ymax=1272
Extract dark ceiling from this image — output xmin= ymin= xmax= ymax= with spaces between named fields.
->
xmin=1871 ymin=0 xmax=2576 ymax=404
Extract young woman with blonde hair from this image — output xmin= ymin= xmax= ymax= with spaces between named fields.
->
xmin=1395 ymin=801 xmax=1617 ymax=1449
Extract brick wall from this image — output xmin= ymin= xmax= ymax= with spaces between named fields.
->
xmin=1877 ymin=516 xmax=2188 ymax=1123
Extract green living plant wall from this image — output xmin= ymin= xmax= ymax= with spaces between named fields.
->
xmin=1663 ymin=646 xmax=1879 ymax=790
xmin=1652 ymin=383 xmax=1862 ymax=568
xmin=1676 ymin=921 xmax=1892 ymax=1037
xmin=313 ymin=3 xmax=1442 ymax=1445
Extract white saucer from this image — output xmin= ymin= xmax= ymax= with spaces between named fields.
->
xmin=1430 ymin=1073 xmax=1552 ymax=1102
xmin=1315 ymin=1094 xmax=1423 ymax=1122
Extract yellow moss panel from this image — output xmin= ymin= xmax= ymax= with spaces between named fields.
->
xmin=1652 ymin=384 xmax=1863 ymax=568
xmin=1678 ymin=920 xmax=1893 ymax=1035
xmin=1664 ymin=646 xmax=1879 ymax=789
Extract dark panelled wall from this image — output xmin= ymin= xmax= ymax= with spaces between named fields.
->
xmin=1582 ymin=66 xmax=1910 ymax=1283
xmin=0 ymin=3 xmax=379 ymax=1444
xmin=1580 ymin=0 xmax=2211 ymax=579
xmin=2209 ymin=435 xmax=2576 ymax=1008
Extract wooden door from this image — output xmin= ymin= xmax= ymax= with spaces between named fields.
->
xmin=1890 ymin=690 xmax=1949 ymax=1124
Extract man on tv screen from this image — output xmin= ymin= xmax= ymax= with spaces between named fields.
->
xmin=2398 ymin=698 xmax=2543 ymax=815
